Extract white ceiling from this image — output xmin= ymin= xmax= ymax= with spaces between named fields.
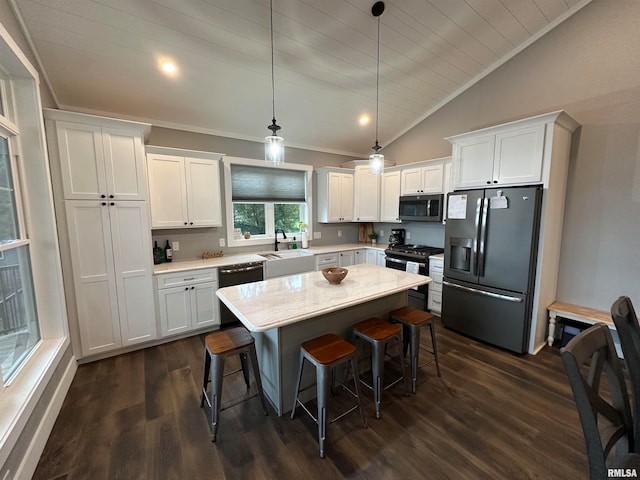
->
xmin=11 ymin=0 xmax=591 ymax=157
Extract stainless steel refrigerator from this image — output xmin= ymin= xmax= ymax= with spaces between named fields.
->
xmin=442 ymin=185 xmax=543 ymax=353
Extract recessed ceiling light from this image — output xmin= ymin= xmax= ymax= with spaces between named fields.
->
xmin=161 ymin=61 xmax=176 ymax=73
xmin=359 ymin=114 xmax=370 ymax=126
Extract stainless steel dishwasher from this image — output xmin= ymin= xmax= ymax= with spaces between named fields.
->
xmin=218 ymin=261 xmax=264 ymax=327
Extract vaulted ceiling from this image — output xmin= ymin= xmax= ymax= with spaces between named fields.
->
xmin=12 ymin=0 xmax=592 ymax=156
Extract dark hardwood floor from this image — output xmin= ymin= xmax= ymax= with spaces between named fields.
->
xmin=33 ymin=318 xmax=588 ymax=479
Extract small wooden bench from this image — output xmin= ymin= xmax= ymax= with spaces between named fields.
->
xmin=547 ymin=301 xmax=614 ymax=346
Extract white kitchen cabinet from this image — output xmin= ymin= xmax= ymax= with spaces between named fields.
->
xmin=353 ymin=165 xmax=380 ymax=222
xmin=449 ymin=122 xmax=546 ymax=189
xmin=380 ymin=169 xmax=401 ymax=223
xmin=428 ymin=255 xmax=444 ymax=314
xmin=442 ymin=159 xmax=453 ymax=223
xmin=365 ymin=249 xmax=377 ymax=265
xmin=338 ymin=250 xmax=355 ymax=267
xmin=156 ymin=268 xmax=219 ymax=337
xmin=146 ymin=147 xmax=223 ymax=228
xmin=377 ymin=250 xmax=387 ymax=267
xmin=316 ymin=167 xmax=354 ymax=223
xmin=353 ymin=249 xmax=366 ymax=265
xmin=401 ymin=164 xmax=443 ymax=195
xmin=315 ymin=252 xmax=339 ymax=270
xmin=49 ymin=116 xmax=148 ymax=201
xmin=65 ymin=200 xmax=156 ymax=356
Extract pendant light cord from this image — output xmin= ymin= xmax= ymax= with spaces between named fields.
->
xmin=375 ymin=14 xmax=380 ymax=147
xmin=270 ymin=0 xmax=276 ymax=122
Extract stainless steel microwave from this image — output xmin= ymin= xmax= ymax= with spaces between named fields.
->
xmin=398 ymin=194 xmax=444 ymax=222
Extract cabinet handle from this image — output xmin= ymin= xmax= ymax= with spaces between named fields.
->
xmin=493 ymin=180 xmax=498 ymax=183
xmin=101 ymin=194 xmax=106 ymax=198
xmin=110 ymin=202 xmax=114 ymax=206
xmin=184 ymin=222 xmax=188 ymax=225
xmin=101 ymin=202 xmax=107 ymax=206
xmin=185 ymin=287 xmax=189 ymax=291
xmin=183 ymin=277 xmax=195 ymax=281
xmin=486 ymin=181 xmax=491 ymax=184
xmin=109 ymin=194 xmax=114 ymax=198
xmin=189 ymin=222 xmax=193 ymax=225
xmin=191 ymin=286 xmax=195 ymax=290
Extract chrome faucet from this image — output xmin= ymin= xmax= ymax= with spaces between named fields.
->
xmin=274 ymin=229 xmax=287 ymax=251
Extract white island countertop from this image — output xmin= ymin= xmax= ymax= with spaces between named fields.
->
xmin=216 ymin=263 xmax=431 ymax=332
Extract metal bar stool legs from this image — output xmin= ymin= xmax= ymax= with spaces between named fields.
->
xmin=353 ymin=317 xmax=410 ymax=419
xmin=291 ymin=333 xmax=367 ymax=458
xmin=390 ymin=306 xmax=441 ymax=394
xmin=200 ymin=327 xmax=268 ymax=442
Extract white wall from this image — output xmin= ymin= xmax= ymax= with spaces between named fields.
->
xmin=383 ymin=0 xmax=640 ymax=312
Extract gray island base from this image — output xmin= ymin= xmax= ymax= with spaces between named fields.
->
xmin=216 ymin=264 xmax=431 ymax=416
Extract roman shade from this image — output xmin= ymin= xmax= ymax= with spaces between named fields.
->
xmin=231 ymin=164 xmax=306 ymax=202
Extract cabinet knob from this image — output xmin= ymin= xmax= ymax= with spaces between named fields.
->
xmin=110 ymin=202 xmax=115 ymax=206
xmin=493 ymin=180 xmax=498 ymax=183
xmin=101 ymin=194 xmax=106 ymax=198
xmin=109 ymin=194 xmax=114 ymax=198
xmin=101 ymin=202 xmax=107 ymax=206
xmin=184 ymin=222 xmax=188 ymax=225
xmin=185 ymin=287 xmax=189 ymax=291
xmin=486 ymin=181 xmax=491 ymax=184
xmin=191 ymin=286 xmax=195 ymax=290
xmin=189 ymin=222 xmax=193 ymax=225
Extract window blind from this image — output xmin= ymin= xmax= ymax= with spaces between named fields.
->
xmin=231 ymin=164 xmax=306 ymax=202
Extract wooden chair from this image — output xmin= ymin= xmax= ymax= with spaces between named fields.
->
xmin=200 ymin=327 xmax=268 ymax=442
xmin=353 ymin=317 xmax=409 ymax=419
xmin=291 ymin=333 xmax=367 ymax=458
xmin=561 ymin=323 xmax=640 ymax=479
xmin=389 ymin=306 xmax=441 ymax=394
xmin=611 ymin=296 xmax=640 ymax=452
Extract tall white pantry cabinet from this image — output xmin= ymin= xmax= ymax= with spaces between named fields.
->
xmin=44 ymin=109 xmax=156 ymax=358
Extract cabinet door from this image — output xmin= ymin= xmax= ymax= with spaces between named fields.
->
xmin=401 ymin=168 xmax=422 ymax=195
xmin=102 ymin=127 xmax=147 ymax=200
xmin=421 ymin=164 xmax=444 ymax=193
xmin=453 ymin=135 xmax=495 ymax=189
xmin=65 ymin=201 xmax=121 ymax=355
xmin=338 ymin=250 xmax=355 ymax=267
xmin=109 ymin=202 xmax=156 ymax=345
xmin=185 ymin=158 xmax=222 ymax=227
xmin=380 ymin=170 xmax=401 ymax=222
xmin=147 ymin=154 xmax=188 ymax=228
xmin=353 ymin=249 xmax=366 ymax=265
xmin=339 ymin=174 xmax=354 ymax=222
xmin=365 ymin=249 xmax=377 ymax=265
xmin=442 ymin=162 xmax=453 ymax=222
xmin=493 ymin=124 xmax=545 ymax=185
xmin=158 ymin=286 xmax=191 ymax=336
xmin=377 ymin=251 xmax=386 ymax=267
xmin=326 ymin=172 xmax=344 ymax=222
xmin=56 ymin=122 xmax=107 ymax=200
xmin=191 ymin=281 xmax=220 ymax=329
xmin=353 ymin=167 xmax=379 ymax=222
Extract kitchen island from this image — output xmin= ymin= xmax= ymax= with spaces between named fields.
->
xmin=216 ymin=263 xmax=430 ymax=415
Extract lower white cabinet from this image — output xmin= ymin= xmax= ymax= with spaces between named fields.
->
xmin=315 ymin=253 xmax=339 ymax=270
xmin=428 ymin=256 xmax=444 ymax=314
xmin=156 ymin=268 xmax=219 ymax=336
xmin=338 ymin=250 xmax=355 ymax=267
xmin=65 ymin=200 xmax=156 ymax=356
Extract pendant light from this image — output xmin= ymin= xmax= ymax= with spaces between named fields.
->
xmin=369 ymin=1 xmax=385 ymax=175
xmin=265 ymin=0 xmax=284 ymax=165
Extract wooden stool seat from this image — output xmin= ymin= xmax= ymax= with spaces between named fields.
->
xmin=292 ymin=333 xmax=367 ymax=458
xmin=389 ymin=306 xmax=441 ymax=394
xmin=302 ymin=333 xmax=356 ymax=365
xmin=353 ymin=317 xmax=409 ymax=419
xmin=201 ymin=326 xmax=268 ymax=442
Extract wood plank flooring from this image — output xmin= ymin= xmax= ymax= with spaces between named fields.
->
xmin=32 ymin=319 xmax=588 ymax=479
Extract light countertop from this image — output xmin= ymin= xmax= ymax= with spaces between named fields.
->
xmin=216 ymin=263 xmax=431 ymax=332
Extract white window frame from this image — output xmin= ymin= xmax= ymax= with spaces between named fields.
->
xmin=223 ymin=157 xmax=313 ymax=248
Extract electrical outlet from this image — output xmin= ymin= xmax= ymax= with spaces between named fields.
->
xmin=338 ymin=230 xmax=342 ymax=237
xmin=380 ymin=230 xmax=384 ymax=237
xmin=172 ymin=241 xmax=179 ymax=251
xmin=406 ymin=232 xmax=411 ymax=240
xmin=219 ymin=238 xmax=225 ymax=247
xmin=313 ymin=231 xmax=321 ymax=239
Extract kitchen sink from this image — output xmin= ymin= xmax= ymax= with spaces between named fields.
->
xmin=259 ymin=250 xmax=315 ymax=278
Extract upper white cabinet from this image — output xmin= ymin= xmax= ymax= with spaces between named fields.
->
xmin=448 ymin=116 xmax=552 ymax=189
xmin=353 ymin=165 xmax=380 ymax=222
xmin=380 ymin=169 xmax=401 ymax=223
xmin=316 ymin=167 xmax=354 ymax=223
xmin=146 ymin=146 xmax=223 ymax=229
xmin=401 ymin=163 xmax=443 ymax=194
xmin=50 ymin=117 xmax=148 ymax=201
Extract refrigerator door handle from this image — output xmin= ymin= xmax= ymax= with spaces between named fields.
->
xmin=443 ymin=280 xmax=523 ymax=303
xmin=472 ymin=198 xmax=482 ymax=275
xmin=478 ymin=197 xmax=489 ymax=277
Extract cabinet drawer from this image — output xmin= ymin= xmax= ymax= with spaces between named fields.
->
xmin=429 ymin=291 xmax=442 ymax=313
xmin=430 ymin=272 xmax=443 ymax=292
xmin=156 ymin=268 xmax=217 ymax=289
xmin=315 ymin=253 xmax=338 ymax=270
xmin=429 ymin=259 xmax=443 ymax=274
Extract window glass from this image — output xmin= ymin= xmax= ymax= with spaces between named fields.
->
xmin=233 ymin=203 xmax=266 ymax=235
xmin=0 ymin=137 xmax=18 ymax=243
xmin=0 ymin=245 xmax=39 ymax=382
xmin=275 ymin=204 xmax=303 ymax=232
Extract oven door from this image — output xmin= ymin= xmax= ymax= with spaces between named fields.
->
xmin=385 ymin=256 xmax=428 ymax=310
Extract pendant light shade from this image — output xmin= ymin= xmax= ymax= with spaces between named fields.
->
xmin=265 ymin=0 xmax=284 ymax=165
xmin=369 ymin=1 xmax=385 ymax=175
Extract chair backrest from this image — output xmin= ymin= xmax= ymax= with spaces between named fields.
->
xmin=611 ymin=295 xmax=640 ymax=451
xmin=561 ymin=323 xmax=634 ymax=480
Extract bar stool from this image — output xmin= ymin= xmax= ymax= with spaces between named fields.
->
xmin=291 ymin=333 xmax=367 ymax=458
xmin=389 ymin=306 xmax=441 ymax=394
xmin=352 ymin=317 xmax=409 ymax=419
xmin=200 ymin=327 xmax=268 ymax=442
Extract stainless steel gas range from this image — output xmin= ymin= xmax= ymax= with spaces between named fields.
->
xmin=384 ymin=244 xmax=444 ymax=311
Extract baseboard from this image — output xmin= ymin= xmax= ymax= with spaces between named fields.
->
xmin=13 ymin=354 xmax=77 ymax=480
